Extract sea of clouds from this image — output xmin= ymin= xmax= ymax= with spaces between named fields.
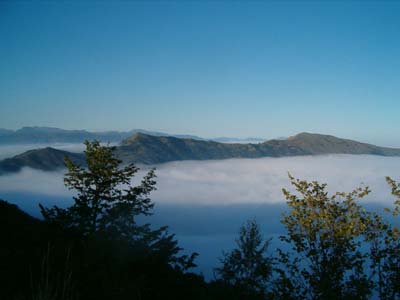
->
xmin=152 ymin=155 xmax=400 ymax=205
xmin=2 ymin=153 xmax=400 ymax=277
xmin=2 ymin=154 xmax=398 ymax=205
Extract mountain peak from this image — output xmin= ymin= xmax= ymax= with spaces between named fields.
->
xmin=288 ymin=132 xmax=334 ymax=140
xmin=121 ymin=132 xmax=160 ymax=145
xmin=0 ymin=147 xmax=85 ymax=175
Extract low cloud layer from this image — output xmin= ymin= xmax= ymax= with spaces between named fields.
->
xmin=2 ymin=154 xmax=400 ymax=278
xmin=0 ymin=168 xmax=72 ymax=196
xmin=150 ymin=155 xmax=400 ymax=205
xmin=1 ymin=155 xmax=400 ymax=206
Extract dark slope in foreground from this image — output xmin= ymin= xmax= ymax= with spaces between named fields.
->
xmin=0 ymin=200 xmax=231 ymax=300
xmin=1 ymin=132 xmax=400 ymax=174
xmin=0 ymin=200 xmax=80 ymax=299
xmin=0 ymin=147 xmax=85 ymax=174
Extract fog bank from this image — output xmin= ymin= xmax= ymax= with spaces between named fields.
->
xmin=1 ymin=155 xmax=400 ymax=205
xmin=2 ymin=154 xmax=400 ymax=279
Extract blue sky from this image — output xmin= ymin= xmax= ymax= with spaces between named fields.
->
xmin=0 ymin=1 xmax=400 ymax=145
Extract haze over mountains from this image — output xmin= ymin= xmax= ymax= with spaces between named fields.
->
xmin=1 ymin=132 xmax=400 ymax=175
xmin=0 ymin=126 xmax=264 ymax=144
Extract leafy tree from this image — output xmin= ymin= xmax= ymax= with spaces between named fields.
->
xmin=273 ymin=174 xmax=372 ymax=300
xmin=40 ymin=140 xmax=155 ymax=237
xmin=215 ymin=219 xmax=273 ymax=299
xmin=39 ymin=140 xmax=196 ymax=271
xmin=367 ymin=177 xmax=400 ymax=300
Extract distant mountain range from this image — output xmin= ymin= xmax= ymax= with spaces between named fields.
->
xmin=0 ymin=126 xmax=265 ymax=144
xmin=1 ymin=132 xmax=400 ymax=175
xmin=0 ymin=126 xmax=184 ymax=144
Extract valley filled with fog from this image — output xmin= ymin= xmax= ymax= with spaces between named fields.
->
xmin=1 ymin=145 xmax=400 ymax=277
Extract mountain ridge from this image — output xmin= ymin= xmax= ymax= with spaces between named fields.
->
xmin=1 ymin=132 xmax=399 ymax=175
xmin=0 ymin=147 xmax=85 ymax=174
xmin=0 ymin=126 xmax=265 ymax=144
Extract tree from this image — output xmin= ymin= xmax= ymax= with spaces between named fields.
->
xmin=367 ymin=177 xmax=400 ymax=300
xmin=215 ymin=219 xmax=273 ymax=299
xmin=273 ymin=174 xmax=372 ymax=300
xmin=40 ymin=140 xmax=196 ymax=271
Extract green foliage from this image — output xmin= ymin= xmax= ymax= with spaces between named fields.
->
xmin=386 ymin=176 xmax=400 ymax=216
xmin=39 ymin=140 xmax=196 ymax=270
xmin=40 ymin=141 xmax=155 ymax=237
xmin=273 ymin=174 xmax=372 ymax=300
xmin=366 ymin=177 xmax=400 ymax=300
xmin=215 ymin=219 xmax=272 ymax=299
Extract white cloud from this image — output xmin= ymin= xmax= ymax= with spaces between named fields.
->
xmin=149 ymin=155 xmax=400 ymax=205
xmin=1 ymin=155 xmax=400 ymax=205
xmin=2 ymin=154 xmax=399 ymax=280
xmin=0 ymin=168 xmax=71 ymax=196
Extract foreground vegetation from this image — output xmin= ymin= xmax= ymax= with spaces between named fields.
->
xmin=1 ymin=141 xmax=400 ymax=300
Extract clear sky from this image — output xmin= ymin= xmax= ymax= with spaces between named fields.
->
xmin=1 ymin=1 xmax=400 ymax=145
